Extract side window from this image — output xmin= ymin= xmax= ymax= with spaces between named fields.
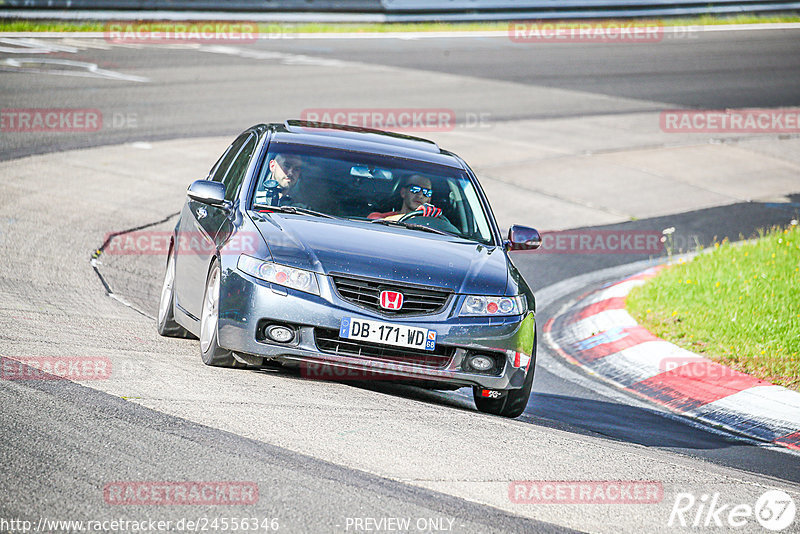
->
xmin=222 ymin=134 xmax=257 ymax=201
xmin=210 ymin=133 xmax=249 ymax=183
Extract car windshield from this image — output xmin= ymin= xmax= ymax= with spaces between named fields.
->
xmin=249 ymin=142 xmax=496 ymax=246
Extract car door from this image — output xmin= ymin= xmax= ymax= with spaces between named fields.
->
xmin=174 ymin=132 xmax=252 ymax=320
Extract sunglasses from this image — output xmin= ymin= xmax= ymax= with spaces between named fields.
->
xmin=407 ymin=185 xmax=433 ymax=197
xmin=279 ymin=161 xmax=303 ymax=172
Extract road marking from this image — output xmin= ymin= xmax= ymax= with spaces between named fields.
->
xmin=0 ymin=36 xmax=78 ymax=54
xmin=0 ymin=57 xmax=149 ymax=82
xmin=199 ymin=44 xmax=350 ymax=68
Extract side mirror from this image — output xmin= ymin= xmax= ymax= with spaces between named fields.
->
xmin=187 ymin=180 xmax=229 ymax=208
xmin=506 ymin=225 xmax=541 ymax=251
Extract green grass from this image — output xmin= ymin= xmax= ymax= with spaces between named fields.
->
xmin=1 ymin=14 xmax=799 ymax=33
xmin=627 ymin=224 xmax=800 ymax=391
xmin=0 ymin=20 xmax=106 ymax=32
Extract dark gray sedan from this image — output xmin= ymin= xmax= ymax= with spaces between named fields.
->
xmin=158 ymin=121 xmax=541 ymax=417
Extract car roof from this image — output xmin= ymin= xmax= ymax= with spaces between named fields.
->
xmin=256 ymin=120 xmax=465 ymax=169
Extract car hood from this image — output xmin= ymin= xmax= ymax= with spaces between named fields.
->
xmin=251 ymin=214 xmax=509 ymax=295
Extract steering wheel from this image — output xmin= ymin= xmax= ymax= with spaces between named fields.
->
xmin=398 ymin=211 xmax=426 ymax=223
xmin=397 ymin=211 xmax=461 ymax=236
xmin=398 ymin=204 xmax=441 ymax=222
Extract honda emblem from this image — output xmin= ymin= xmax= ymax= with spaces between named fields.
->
xmin=380 ymin=290 xmax=404 ymax=310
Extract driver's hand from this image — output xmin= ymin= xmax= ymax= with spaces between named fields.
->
xmin=417 ymin=203 xmax=442 ymax=217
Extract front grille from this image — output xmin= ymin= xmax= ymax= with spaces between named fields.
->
xmin=331 ymin=274 xmax=451 ymax=316
xmin=314 ymin=328 xmax=454 ymax=369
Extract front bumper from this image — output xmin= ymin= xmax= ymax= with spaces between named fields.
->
xmin=216 ymin=266 xmax=535 ymax=390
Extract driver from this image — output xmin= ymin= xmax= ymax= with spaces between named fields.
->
xmin=255 ymin=153 xmax=304 ymax=207
xmin=368 ymin=174 xmax=441 ymax=220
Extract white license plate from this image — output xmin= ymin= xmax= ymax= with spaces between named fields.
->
xmin=339 ymin=318 xmax=437 ymax=351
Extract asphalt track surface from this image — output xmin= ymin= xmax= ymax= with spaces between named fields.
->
xmin=1 ymin=28 xmax=800 ymax=533
xmin=2 ymin=27 xmax=800 ymax=159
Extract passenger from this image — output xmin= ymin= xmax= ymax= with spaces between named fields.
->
xmin=368 ymin=174 xmax=441 ymax=220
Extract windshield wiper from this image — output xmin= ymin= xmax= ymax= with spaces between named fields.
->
xmin=369 ymin=218 xmax=455 ymax=237
xmin=252 ymin=204 xmax=339 ymax=219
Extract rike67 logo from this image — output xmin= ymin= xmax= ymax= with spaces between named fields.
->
xmin=669 ymin=490 xmax=796 ymax=531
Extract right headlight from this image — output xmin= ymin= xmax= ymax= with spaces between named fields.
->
xmin=459 ymin=295 xmax=526 ymax=317
xmin=237 ymin=255 xmax=319 ymax=295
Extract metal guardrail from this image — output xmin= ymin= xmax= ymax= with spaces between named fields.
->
xmin=383 ymin=1 xmax=800 ymax=21
xmin=385 ymin=0 xmax=799 ymax=9
xmin=381 ymin=0 xmax=800 ymax=20
xmin=1 ymin=0 xmax=799 ymax=19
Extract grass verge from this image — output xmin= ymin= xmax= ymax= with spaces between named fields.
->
xmin=0 ymin=14 xmax=799 ymax=33
xmin=627 ymin=224 xmax=800 ymax=391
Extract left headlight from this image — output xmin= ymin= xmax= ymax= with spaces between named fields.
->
xmin=459 ymin=295 xmax=526 ymax=317
xmin=237 ymin=255 xmax=320 ymax=295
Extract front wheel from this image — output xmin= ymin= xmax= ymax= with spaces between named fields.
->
xmin=199 ymin=259 xmax=238 ymax=367
xmin=157 ymin=247 xmax=192 ymax=338
xmin=473 ymin=333 xmax=536 ymax=418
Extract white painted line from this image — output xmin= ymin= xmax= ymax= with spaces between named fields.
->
xmin=0 ymin=36 xmax=78 ymax=53
xmin=6 ymin=37 xmax=79 ymax=52
xmin=0 ymin=44 xmax=50 ymax=54
xmin=697 ymin=23 xmax=800 ymax=32
xmin=59 ymin=37 xmax=113 ymax=50
xmin=0 ymin=57 xmax=149 ymax=83
xmin=198 ymin=44 xmax=350 ymax=68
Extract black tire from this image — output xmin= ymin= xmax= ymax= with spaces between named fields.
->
xmin=157 ymin=247 xmax=192 ymax=338
xmin=473 ymin=331 xmax=537 ymax=418
xmin=199 ymin=259 xmax=239 ymax=368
